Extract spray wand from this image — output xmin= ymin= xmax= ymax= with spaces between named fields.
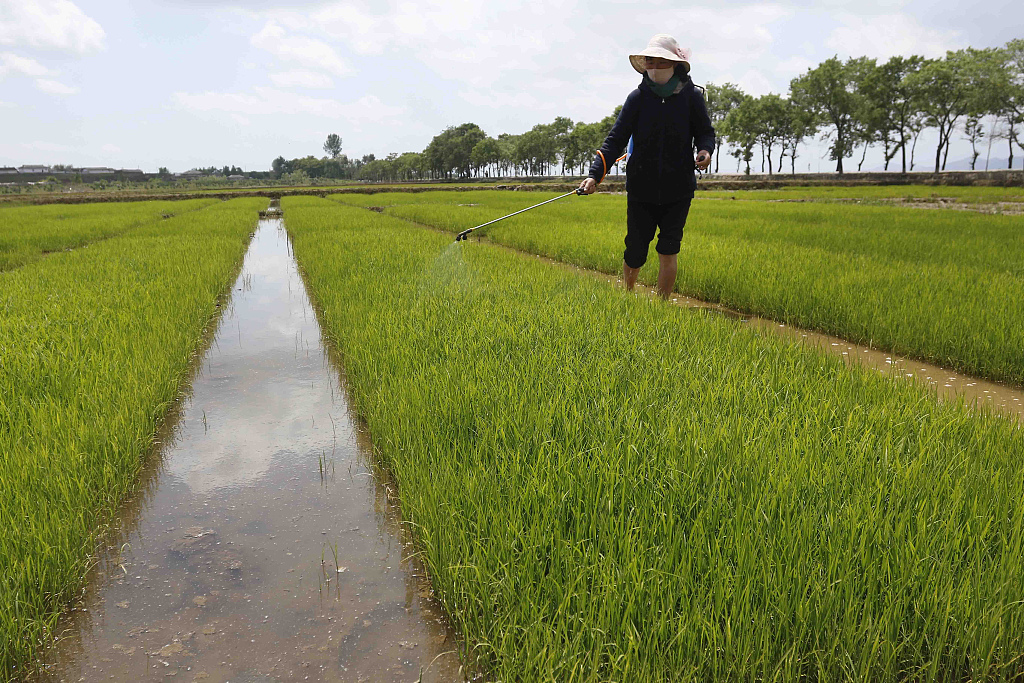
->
xmin=454 ymin=150 xmax=633 ymax=243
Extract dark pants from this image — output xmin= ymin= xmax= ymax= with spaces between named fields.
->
xmin=624 ymin=198 xmax=693 ymax=269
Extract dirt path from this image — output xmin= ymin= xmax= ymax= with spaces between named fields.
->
xmin=34 ymin=216 xmax=464 ymax=682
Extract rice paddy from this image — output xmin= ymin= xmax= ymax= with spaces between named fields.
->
xmin=335 ymin=190 xmax=1024 ymax=386
xmin=4 ymin=188 xmax=1024 ymax=681
xmin=0 ymin=199 xmax=219 ymax=271
xmin=281 ymin=196 xmax=1024 ymax=681
xmin=0 ymin=197 xmax=263 ymax=676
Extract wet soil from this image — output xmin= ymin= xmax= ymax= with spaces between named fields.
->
xmin=33 ymin=218 xmax=464 ymax=682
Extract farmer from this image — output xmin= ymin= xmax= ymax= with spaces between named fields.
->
xmin=578 ymin=34 xmax=715 ymax=299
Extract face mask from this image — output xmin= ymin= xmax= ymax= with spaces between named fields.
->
xmin=646 ymin=67 xmax=675 ymax=85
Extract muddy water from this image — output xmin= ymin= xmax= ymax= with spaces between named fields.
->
xmin=35 ymin=219 xmax=463 ymax=682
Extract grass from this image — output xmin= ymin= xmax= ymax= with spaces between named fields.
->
xmin=333 ymin=190 xmax=1024 ymax=386
xmin=0 ymin=198 xmax=218 ymax=271
xmin=284 ymin=196 xmax=1024 ymax=682
xmin=0 ymin=197 xmax=264 ymax=679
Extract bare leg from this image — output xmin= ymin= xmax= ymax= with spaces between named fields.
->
xmin=622 ymin=260 xmax=640 ymax=291
xmin=656 ymin=253 xmax=677 ymax=299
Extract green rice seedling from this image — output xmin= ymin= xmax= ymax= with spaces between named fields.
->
xmin=695 ymin=184 xmax=1024 ymax=203
xmin=0 ymin=197 xmax=264 ymax=679
xmin=0 ymin=198 xmax=218 ymax=271
xmin=284 ymin=196 xmax=1024 ymax=682
xmin=349 ymin=191 xmax=1024 ymax=386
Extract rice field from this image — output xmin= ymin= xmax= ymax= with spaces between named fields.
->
xmin=333 ymin=190 xmax=1024 ymax=386
xmin=696 ymin=184 xmax=1024 ymax=203
xmin=283 ymin=196 xmax=1024 ymax=681
xmin=0 ymin=199 xmax=219 ymax=271
xmin=0 ymin=197 xmax=263 ymax=676
xmin=4 ymin=189 xmax=1024 ymax=681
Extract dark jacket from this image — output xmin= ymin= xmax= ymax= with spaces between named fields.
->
xmin=588 ymin=71 xmax=716 ymax=204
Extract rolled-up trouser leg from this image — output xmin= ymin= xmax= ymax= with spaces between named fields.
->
xmin=624 ymin=198 xmax=693 ymax=268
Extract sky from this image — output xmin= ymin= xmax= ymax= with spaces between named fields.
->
xmin=0 ymin=0 xmax=1020 ymax=173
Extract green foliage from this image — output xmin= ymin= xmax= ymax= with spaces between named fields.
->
xmin=790 ymin=56 xmax=863 ymax=172
xmin=286 ymin=196 xmax=1024 ymax=681
xmin=859 ymin=55 xmax=926 ymax=172
xmin=0 ymin=199 xmax=217 ymax=271
xmin=323 ymin=132 xmax=343 ymax=159
xmin=907 ymin=48 xmax=1007 ymax=172
xmin=705 ymin=82 xmax=746 ymax=172
xmin=0 ymin=198 xmax=263 ymax=678
xmin=345 ymin=190 xmax=1024 ymax=385
xmin=423 ymin=122 xmax=488 ymax=179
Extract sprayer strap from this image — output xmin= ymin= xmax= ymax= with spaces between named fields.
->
xmin=596 ymin=150 xmax=608 ymax=183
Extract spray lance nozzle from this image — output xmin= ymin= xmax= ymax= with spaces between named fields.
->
xmin=450 ymin=189 xmax=586 ymax=243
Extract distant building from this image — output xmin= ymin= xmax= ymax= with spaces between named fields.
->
xmin=81 ymin=167 xmax=116 ymax=175
xmin=18 ymin=165 xmax=49 ymax=173
xmin=178 ymin=169 xmax=204 ymax=178
xmin=118 ymin=169 xmax=144 ymax=174
xmin=227 ymin=174 xmax=244 ymax=180
xmin=0 ymin=166 xmax=18 ymax=174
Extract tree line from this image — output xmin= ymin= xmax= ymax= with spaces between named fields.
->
xmin=271 ymin=39 xmax=1022 ymax=181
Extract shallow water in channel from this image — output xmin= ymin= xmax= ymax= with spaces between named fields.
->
xmin=34 ymin=218 xmax=463 ymax=682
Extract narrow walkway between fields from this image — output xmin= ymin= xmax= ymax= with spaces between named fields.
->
xmin=34 ymin=215 xmax=462 ymax=682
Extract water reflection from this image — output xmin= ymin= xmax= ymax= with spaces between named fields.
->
xmin=34 ymin=218 xmax=464 ymax=682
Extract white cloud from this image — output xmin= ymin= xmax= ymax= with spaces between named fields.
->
xmin=173 ymin=87 xmax=403 ymax=128
xmin=0 ymin=0 xmax=105 ymax=54
xmin=19 ymin=140 xmax=73 ymax=152
xmin=100 ymin=143 xmax=121 ymax=153
xmin=34 ymin=77 xmax=77 ymax=94
xmin=825 ymin=13 xmax=960 ymax=61
xmin=269 ymin=70 xmax=334 ymax=89
xmin=250 ymin=21 xmax=349 ymax=76
xmin=0 ymin=51 xmax=51 ymax=78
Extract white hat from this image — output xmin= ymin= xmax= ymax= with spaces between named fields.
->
xmin=629 ymin=34 xmax=691 ymax=75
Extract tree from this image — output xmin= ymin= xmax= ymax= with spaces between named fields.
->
xmin=790 ymin=56 xmax=862 ymax=173
xmin=777 ymin=97 xmax=813 ymax=174
xmin=860 ymin=55 xmax=925 ymax=172
xmin=908 ymin=48 xmax=1002 ymax=172
xmin=962 ymin=115 xmax=986 ymax=170
xmin=704 ymin=82 xmax=746 ymax=173
xmin=471 ymin=137 xmax=502 ymax=177
xmin=845 ymin=57 xmax=881 ymax=171
xmin=721 ymin=95 xmax=757 ymax=175
xmin=323 ymin=133 xmax=342 ymax=159
xmin=271 ymin=156 xmax=289 ymax=178
xmin=158 ymin=167 xmax=170 ymax=176
xmin=422 ymin=123 xmax=486 ymax=179
xmin=998 ymin=39 xmax=1024 ymax=169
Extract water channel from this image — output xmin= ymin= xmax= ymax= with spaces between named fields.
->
xmin=35 ymin=217 xmax=463 ymax=682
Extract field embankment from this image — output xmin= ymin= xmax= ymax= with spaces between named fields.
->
xmin=285 ymin=196 xmax=1024 ymax=681
xmin=335 ymin=190 xmax=1024 ymax=387
xmin=3 ymin=169 xmax=1021 ymax=207
xmin=0 ymin=197 xmax=264 ymax=678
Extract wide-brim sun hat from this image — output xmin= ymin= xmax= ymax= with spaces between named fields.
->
xmin=629 ymin=34 xmax=691 ymax=75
